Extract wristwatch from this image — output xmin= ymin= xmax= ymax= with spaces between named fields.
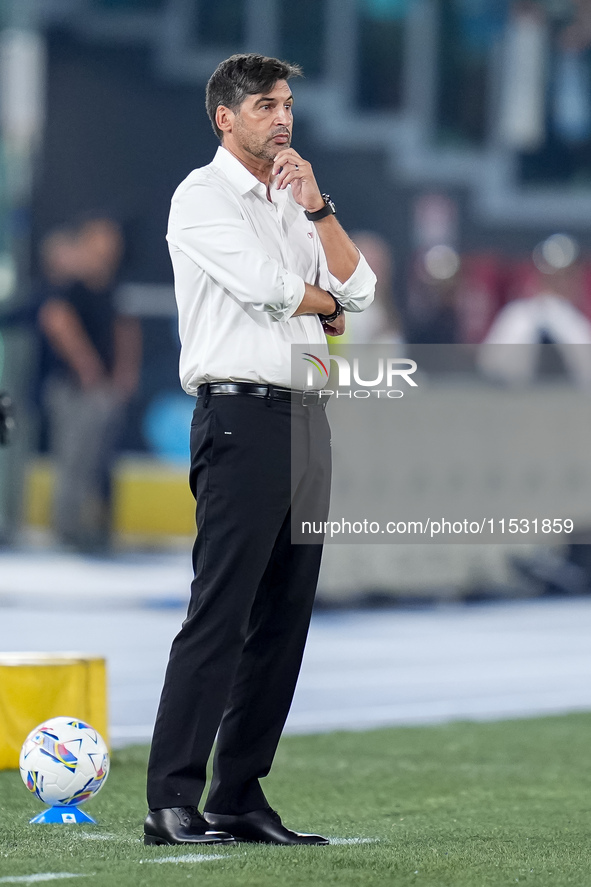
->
xmin=318 ymin=293 xmax=343 ymax=325
xmin=304 ymin=194 xmax=336 ymax=222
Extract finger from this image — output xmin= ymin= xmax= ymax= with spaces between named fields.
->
xmin=274 ymin=169 xmax=295 ymax=189
xmin=273 ymin=156 xmax=292 ymax=175
xmin=274 ymin=163 xmax=300 ymax=182
xmin=273 ymin=161 xmax=299 ymax=183
xmin=276 ymin=169 xmax=304 ymax=189
xmin=273 ymin=152 xmax=305 ymax=173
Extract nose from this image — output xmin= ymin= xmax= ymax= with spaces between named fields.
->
xmin=274 ymin=105 xmax=291 ymax=126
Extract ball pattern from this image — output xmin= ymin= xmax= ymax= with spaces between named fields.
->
xmin=19 ymin=716 xmax=109 ymax=807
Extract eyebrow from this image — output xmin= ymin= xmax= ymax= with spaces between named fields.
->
xmin=255 ymin=95 xmax=294 ymax=106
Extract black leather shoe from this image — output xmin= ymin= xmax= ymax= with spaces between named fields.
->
xmin=203 ymin=808 xmax=329 ymax=845
xmin=144 ymin=806 xmax=235 ymax=846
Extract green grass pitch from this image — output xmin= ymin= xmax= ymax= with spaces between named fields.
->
xmin=1 ymin=714 xmax=591 ymax=886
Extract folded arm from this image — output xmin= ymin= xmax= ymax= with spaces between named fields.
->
xmin=271 ymin=148 xmax=376 ymax=312
xmin=169 ymin=182 xmax=305 ymax=321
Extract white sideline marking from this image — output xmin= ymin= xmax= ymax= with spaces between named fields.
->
xmin=140 ymin=854 xmax=228 ymax=864
xmin=78 ymin=832 xmax=115 ymax=841
xmin=329 ymin=837 xmax=379 ymax=845
xmin=77 ymin=832 xmax=138 ymax=845
xmin=0 ymin=876 xmax=90 ymax=884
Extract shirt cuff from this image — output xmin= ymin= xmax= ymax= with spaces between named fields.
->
xmin=328 ymin=252 xmax=376 ymax=313
xmin=263 ymin=272 xmax=306 ymax=322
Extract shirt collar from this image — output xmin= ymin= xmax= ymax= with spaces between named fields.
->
xmin=212 ymin=146 xmax=266 ymax=197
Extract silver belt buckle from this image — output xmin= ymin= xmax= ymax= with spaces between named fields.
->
xmin=301 ymin=389 xmax=320 ymax=407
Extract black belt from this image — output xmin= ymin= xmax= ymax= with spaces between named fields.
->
xmin=196 ymin=382 xmax=328 ymax=407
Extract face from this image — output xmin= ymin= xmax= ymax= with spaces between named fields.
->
xmin=222 ymin=79 xmax=294 ymax=162
xmin=78 ymin=219 xmax=124 ymax=284
xmin=42 ymin=232 xmax=80 ymax=285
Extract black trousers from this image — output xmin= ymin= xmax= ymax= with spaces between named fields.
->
xmin=147 ymin=393 xmax=331 ymax=814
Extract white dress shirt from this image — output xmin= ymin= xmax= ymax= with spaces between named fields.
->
xmin=167 ymin=146 xmax=376 ymax=392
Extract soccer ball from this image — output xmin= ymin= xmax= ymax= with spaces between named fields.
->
xmin=19 ymin=717 xmax=109 ymax=807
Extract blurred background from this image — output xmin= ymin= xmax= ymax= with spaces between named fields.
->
xmin=1 ymin=0 xmax=591 ymax=585
xmin=1 ymin=0 xmax=591 ymax=747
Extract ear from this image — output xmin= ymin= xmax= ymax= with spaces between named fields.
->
xmin=216 ymin=105 xmax=234 ymax=137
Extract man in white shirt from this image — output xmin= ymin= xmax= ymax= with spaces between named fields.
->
xmin=144 ymin=53 xmax=375 ymax=847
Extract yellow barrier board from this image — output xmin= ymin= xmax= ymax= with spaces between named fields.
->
xmin=0 ymin=654 xmax=108 ymax=770
xmin=25 ymin=457 xmax=195 ymax=537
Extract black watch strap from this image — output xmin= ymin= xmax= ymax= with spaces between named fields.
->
xmin=304 ymin=194 xmax=336 ymax=222
xmin=318 ymin=294 xmax=343 ymax=324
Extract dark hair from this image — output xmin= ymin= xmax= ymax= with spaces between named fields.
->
xmin=206 ymin=53 xmax=302 ymax=140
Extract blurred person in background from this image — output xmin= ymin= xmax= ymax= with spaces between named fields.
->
xmin=480 ymin=235 xmax=591 ymax=386
xmin=39 ymin=216 xmax=142 ymax=552
xmin=0 ymin=227 xmax=82 ymax=416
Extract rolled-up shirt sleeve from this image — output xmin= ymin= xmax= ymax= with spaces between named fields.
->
xmin=168 ymin=180 xmax=305 ymax=321
xmin=318 ymin=247 xmax=376 ymax=313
